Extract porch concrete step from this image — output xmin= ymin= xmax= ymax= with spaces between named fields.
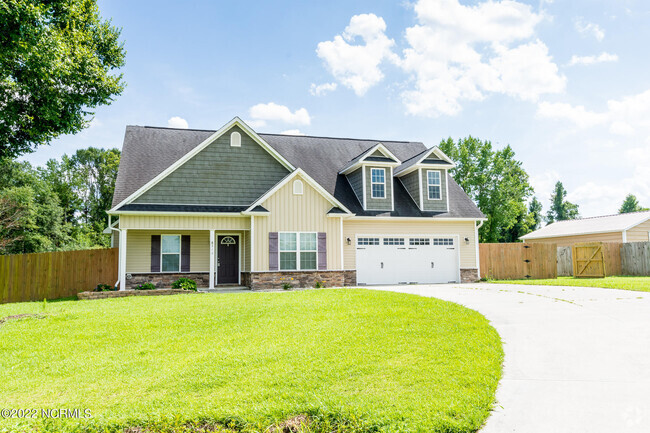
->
xmin=199 ymin=286 xmax=250 ymax=294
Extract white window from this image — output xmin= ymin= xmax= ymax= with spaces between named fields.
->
xmin=427 ymin=170 xmax=441 ymax=200
xmin=409 ymin=238 xmax=430 ymax=246
xmin=279 ymin=232 xmax=317 ymax=270
xmin=161 ymin=235 xmax=181 ymax=272
xmin=293 ymin=179 xmax=303 ymax=195
xmin=230 ymin=131 xmax=241 ymax=147
xmin=383 ymin=237 xmax=405 ymax=246
xmin=358 ymin=237 xmax=380 ymax=246
xmin=371 ymin=168 xmax=386 ymax=199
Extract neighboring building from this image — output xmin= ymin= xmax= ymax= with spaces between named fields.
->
xmin=108 ymin=117 xmax=485 ymax=290
xmin=520 ymin=211 xmax=650 ymax=247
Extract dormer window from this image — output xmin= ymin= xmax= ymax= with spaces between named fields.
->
xmin=371 ymin=168 xmax=386 ymax=199
xmin=230 ymin=131 xmax=241 ymax=147
xmin=427 ymin=170 xmax=441 ymax=200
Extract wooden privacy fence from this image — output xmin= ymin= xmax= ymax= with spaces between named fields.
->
xmin=479 ymin=243 xmax=557 ymax=280
xmin=622 ymin=242 xmax=650 ymax=276
xmin=572 ymin=243 xmax=606 ymax=278
xmin=0 ymin=248 xmax=118 ymax=304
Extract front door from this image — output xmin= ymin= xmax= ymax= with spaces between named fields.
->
xmin=217 ymin=235 xmax=239 ymax=284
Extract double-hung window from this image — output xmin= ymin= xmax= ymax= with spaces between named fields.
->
xmin=371 ymin=168 xmax=385 ymax=199
xmin=279 ymin=232 xmax=317 ymax=270
xmin=161 ymin=235 xmax=181 ymax=272
xmin=427 ymin=170 xmax=441 ymax=200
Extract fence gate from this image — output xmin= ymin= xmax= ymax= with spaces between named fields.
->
xmin=479 ymin=243 xmax=556 ymax=280
xmin=572 ymin=242 xmax=605 ymax=278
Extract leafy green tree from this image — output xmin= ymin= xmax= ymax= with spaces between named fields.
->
xmin=528 ymin=196 xmax=543 ymax=230
xmin=546 ymin=181 xmax=579 ymax=223
xmin=0 ymin=0 xmax=126 ymax=160
xmin=618 ymin=194 xmax=649 ymax=213
xmin=439 ymin=136 xmax=533 ymax=242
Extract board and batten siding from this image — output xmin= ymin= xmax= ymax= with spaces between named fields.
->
xmin=126 ymin=230 xmax=210 ymax=273
xmin=119 ymin=215 xmax=250 ymax=230
xmin=364 ymin=166 xmax=392 ymax=211
xmin=627 ymin=219 xmax=650 ymax=242
xmin=133 ymin=125 xmax=290 ymax=205
xmin=342 ymin=219 xmax=478 ymax=269
xmin=420 ymin=169 xmax=448 ymax=212
xmin=253 ymin=174 xmax=343 ymax=271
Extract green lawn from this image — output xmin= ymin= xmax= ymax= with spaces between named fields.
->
xmin=490 ymin=276 xmax=650 ymax=292
xmin=0 ymin=289 xmax=503 ymax=433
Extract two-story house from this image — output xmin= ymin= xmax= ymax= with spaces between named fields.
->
xmin=108 ymin=117 xmax=485 ymax=289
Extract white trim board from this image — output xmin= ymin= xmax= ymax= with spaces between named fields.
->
xmin=394 ymin=146 xmax=455 ymax=177
xmin=109 ymin=117 xmax=295 ymax=212
xmin=338 ymin=142 xmax=402 ymax=175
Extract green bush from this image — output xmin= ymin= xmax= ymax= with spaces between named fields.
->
xmin=282 ymin=283 xmax=292 ymax=290
xmin=314 ymin=280 xmax=325 ymax=289
xmin=94 ymin=283 xmax=116 ymax=292
xmin=133 ymin=282 xmax=156 ymax=291
xmin=172 ymin=277 xmax=197 ymax=291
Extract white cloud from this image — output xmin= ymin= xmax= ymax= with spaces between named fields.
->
xmin=316 ymin=13 xmax=397 ymax=96
xmin=537 ymin=89 xmax=650 ymax=136
xmin=248 ymin=102 xmax=311 ymax=126
xmin=167 ymin=116 xmax=189 ymax=129
xmin=399 ymin=0 xmax=565 ymax=116
xmin=574 ymin=18 xmax=605 ymax=41
xmin=316 ymin=1 xmax=565 ymax=117
xmin=280 ymin=129 xmax=306 ymax=135
xmin=309 ymin=82 xmax=338 ymax=96
xmin=569 ymin=52 xmax=618 ymax=66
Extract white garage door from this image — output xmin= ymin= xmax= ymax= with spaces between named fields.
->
xmin=356 ymin=235 xmax=460 ymax=285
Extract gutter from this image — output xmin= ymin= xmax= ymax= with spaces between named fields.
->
xmin=107 ymin=215 xmax=121 ymax=289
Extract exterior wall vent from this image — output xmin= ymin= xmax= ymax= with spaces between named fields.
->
xmin=230 ymin=131 xmax=241 ymax=147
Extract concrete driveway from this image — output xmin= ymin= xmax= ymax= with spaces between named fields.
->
xmin=373 ymin=283 xmax=650 ymax=433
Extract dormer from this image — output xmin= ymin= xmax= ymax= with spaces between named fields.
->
xmin=339 ymin=143 xmax=401 ymax=211
xmin=394 ymin=147 xmax=455 ymax=212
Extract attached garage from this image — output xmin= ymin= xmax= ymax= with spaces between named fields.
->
xmin=356 ymin=235 xmax=460 ymax=285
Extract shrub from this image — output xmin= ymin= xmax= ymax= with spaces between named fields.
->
xmin=172 ymin=277 xmax=197 ymax=291
xmin=282 ymin=283 xmax=292 ymax=290
xmin=134 ymin=282 xmax=156 ymax=291
xmin=314 ymin=280 xmax=325 ymax=289
xmin=94 ymin=283 xmax=116 ymax=292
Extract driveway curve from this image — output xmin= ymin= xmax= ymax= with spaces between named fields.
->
xmin=373 ymin=283 xmax=650 ymax=433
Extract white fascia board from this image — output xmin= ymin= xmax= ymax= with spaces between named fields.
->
xmin=623 ymin=215 xmax=650 ymax=231
xmin=245 ymin=168 xmax=353 ymax=215
xmin=519 ymin=228 xmax=622 ymax=240
xmin=394 ymin=147 xmax=456 ymax=177
xmin=107 ymin=210 xmax=249 ymax=217
xmin=349 ymin=216 xmax=486 ymax=222
xmin=108 ymin=117 xmax=295 ymax=213
xmin=339 ymin=160 xmax=400 ymax=176
xmin=338 ymin=143 xmax=402 ymax=175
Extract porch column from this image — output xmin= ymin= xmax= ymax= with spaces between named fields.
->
xmin=209 ymin=230 xmax=215 ymax=289
xmin=119 ymin=228 xmax=127 ymax=291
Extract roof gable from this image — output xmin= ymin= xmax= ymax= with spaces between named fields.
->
xmin=394 ymin=146 xmax=455 ymax=176
xmin=111 ymin=118 xmax=294 ymax=210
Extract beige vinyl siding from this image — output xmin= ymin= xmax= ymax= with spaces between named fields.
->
xmin=524 ymin=231 xmax=623 ymax=247
xmin=627 ymin=219 xmax=650 ymax=242
xmin=343 ymin=219 xmax=478 ymax=269
xmin=242 ymin=230 xmax=251 ymax=272
xmin=126 ymin=230 xmax=210 ymax=273
xmin=254 ymin=174 xmax=343 ymax=271
xmin=120 ymin=215 xmax=250 ymax=230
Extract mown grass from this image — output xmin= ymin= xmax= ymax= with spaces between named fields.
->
xmin=0 ymin=289 xmax=503 ymax=433
xmin=489 ymin=276 xmax=650 ymax=292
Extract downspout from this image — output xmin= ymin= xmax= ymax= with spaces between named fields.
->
xmin=475 ymin=220 xmax=484 ymax=280
xmin=622 ymin=230 xmax=627 ymax=243
xmin=108 ymin=215 xmax=121 ymax=288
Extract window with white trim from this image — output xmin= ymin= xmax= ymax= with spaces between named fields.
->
xmin=409 ymin=238 xmax=430 ymax=246
xmin=358 ymin=237 xmax=380 ymax=246
xmin=279 ymin=232 xmax=317 ymax=270
xmin=427 ymin=170 xmax=441 ymax=200
xmin=371 ymin=168 xmax=386 ymax=199
xmin=161 ymin=235 xmax=181 ymax=272
xmin=383 ymin=237 xmax=405 ymax=246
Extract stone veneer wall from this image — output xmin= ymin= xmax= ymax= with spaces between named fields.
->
xmin=245 ymin=270 xmax=357 ymax=290
xmin=126 ymin=273 xmax=210 ymax=290
xmin=460 ymin=268 xmax=479 ymax=283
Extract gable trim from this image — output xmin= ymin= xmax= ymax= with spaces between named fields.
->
xmin=109 ymin=117 xmax=295 ymax=212
xmin=245 ymin=168 xmax=353 ymax=215
xmin=394 ymin=146 xmax=455 ymax=177
xmin=339 ymin=143 xmax=402 ymax=175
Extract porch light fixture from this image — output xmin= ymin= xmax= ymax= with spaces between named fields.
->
xmin=464 ymin=237 xmax=470 ymax=245
xmin=346 ymin=237 xmax=351 ymax=245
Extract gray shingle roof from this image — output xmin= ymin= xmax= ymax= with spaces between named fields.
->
xmin=112 ymin=126 xmax=484 ymax=219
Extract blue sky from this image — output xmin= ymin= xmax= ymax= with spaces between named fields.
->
xmin=25 ymin=0 xmax=650 ymax=217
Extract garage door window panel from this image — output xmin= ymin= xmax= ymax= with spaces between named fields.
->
xmin=383 ymin=238 xmax=405 ymax=246
xmin=358 ymin=237 xmax=380 ymax=246
xmin=409 ymin=238 xmax=430 ymax=246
